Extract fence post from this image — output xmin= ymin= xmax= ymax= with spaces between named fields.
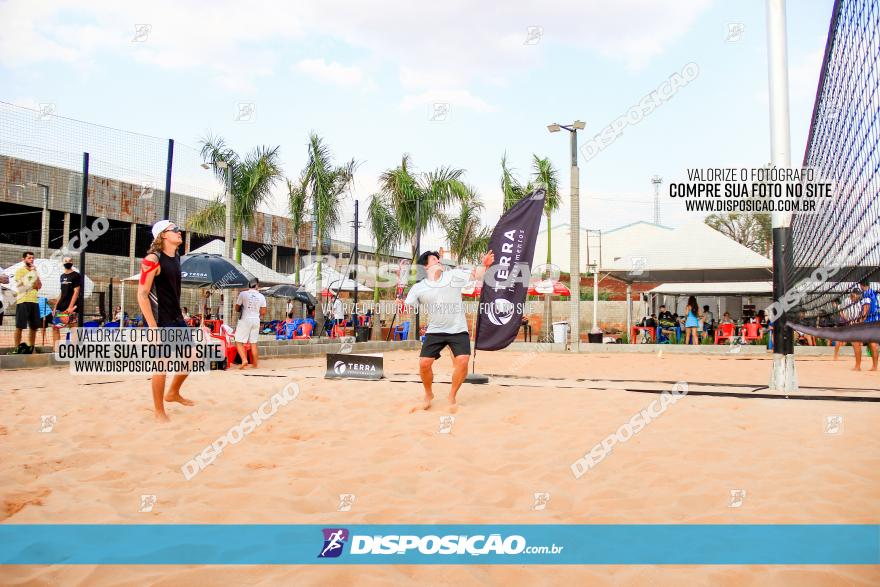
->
xmin=163 ymin=139 xmax=174 ymax=219
xmin=79 ymin=152 xmax=89 ymax=279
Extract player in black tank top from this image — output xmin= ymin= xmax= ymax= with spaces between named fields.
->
xmin=149 ymin=251 xmax=184 ymax=326
xmin=137 ymin=220 xmax=194 ymax=423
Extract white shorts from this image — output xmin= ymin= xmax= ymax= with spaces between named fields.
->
xmin=234 ymin=317 xmax=260 ymax=343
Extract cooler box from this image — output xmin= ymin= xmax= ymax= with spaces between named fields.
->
xmin=552 ymin=321 xmax=569 ymax=344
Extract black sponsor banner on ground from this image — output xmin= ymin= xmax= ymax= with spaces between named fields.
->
xmin=325 ymin=353 xmax=384 ymax=380
xmin=475 ymin=189 xmax=545 ymax=351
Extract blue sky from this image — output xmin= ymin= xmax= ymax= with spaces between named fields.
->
xmin=1 ymin=0 xmax=832 ymax=250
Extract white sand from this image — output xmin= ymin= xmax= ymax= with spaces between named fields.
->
xmin=1 ymin=351 xmax=878 ymax=585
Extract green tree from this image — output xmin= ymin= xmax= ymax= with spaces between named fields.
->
xmin=501 ymin=153 xmax=533 ymax=212
xmin=286 ymin=173 xmax=308 ymax=284
xmin=378 ymin=154 xmax=468 ymax=265
xmin=704 ymin=213 xmax=772 ymax=257
xmin=440 ymin=185 xmax=491 ymax=264
xmin=367 ymin=192 xmax=402 ymax=340
xmin=300 ymin=133 xmax=356 ymax=334
xmin=189 ymin=134 xmax=283 ymax=263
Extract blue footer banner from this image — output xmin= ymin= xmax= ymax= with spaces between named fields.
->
xmin=1 ymin=525 xmax=877 ymax=565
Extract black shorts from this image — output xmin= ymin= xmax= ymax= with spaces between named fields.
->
xmin=15 ymin=302 xmax=40 ymax=330
xmin=419 ymin=331 xmax=471 ymax=359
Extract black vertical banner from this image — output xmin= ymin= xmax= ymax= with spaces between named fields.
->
xmin=475 ymin=189 xmax=545 ymax=351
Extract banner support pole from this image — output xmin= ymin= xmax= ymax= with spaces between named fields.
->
xmin=466 ymin=300 xmax=489 ymax=384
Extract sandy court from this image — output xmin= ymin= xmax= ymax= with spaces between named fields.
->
xmin=1 ymin=350 xmax=879 ymax=585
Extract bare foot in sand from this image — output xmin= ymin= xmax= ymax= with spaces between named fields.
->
xmin=155 ymin=412 xmax=170 ymax=423
xmin=852 ymin=367 xmax=862 ymax=371
xmin=239 ymin=363 xmax=250 ymax=370
xmin=410 ymin=391 xmax=434 ymax=412
xmin=165 ymin=393 xmax=194 ymax=406
xmin=447 ymin=394 xmax=458 ymax=413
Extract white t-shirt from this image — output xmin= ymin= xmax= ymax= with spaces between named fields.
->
xmin=236 ymin=289 xmax=267 ymax=321
xmin=404 ymin=267 xmax=471 ymax=334
xmin=332 ymin=298 xmax=345 ymax=320
xmin=842 ymin=300 xmax=861 ymax=323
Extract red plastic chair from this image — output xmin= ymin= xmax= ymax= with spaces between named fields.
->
xmin=715 ymin=322 xmax=736 ymax=344
xmin=742 ymin=322 xmax=762 ymax=344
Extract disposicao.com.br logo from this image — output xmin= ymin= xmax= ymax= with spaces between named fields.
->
xmin=318 ymin=528 xmax=564 ymax=558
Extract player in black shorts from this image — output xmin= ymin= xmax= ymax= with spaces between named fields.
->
xmin=52 ymin=256 xmax=81 ymax=344
xmin=137 ymin=220 xmax=193 ymax=423
xmin=13 ymin=251 xmax=42 ymax=354
xmin=404 ymin=247 xmax=493 ymax=412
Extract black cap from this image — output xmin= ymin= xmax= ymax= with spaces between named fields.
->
xmin=416 ymin=251 xmax=440 ymax=266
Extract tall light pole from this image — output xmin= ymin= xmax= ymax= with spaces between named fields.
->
xmin=548 ymin=120 xmax=585 ymax=351
xmin=651 ymin=175 xmax=662 ymax=224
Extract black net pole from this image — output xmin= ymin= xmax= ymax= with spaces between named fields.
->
xmin=79 ymin=152 xmax=90 ymax=279
xmin=772 ymin=226 xmax=790 ymax=354
xmin=163 ymin=139 xmax=174 ymax=219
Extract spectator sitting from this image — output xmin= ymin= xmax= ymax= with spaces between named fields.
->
xmin=657 ymin=305 xmax=675 ymax=326
xmin=755 ymin=309 xmax=767 ymax=326
xmin=795 ymin=310 xmax=816 ymax=346
xmin=719 ymin=312 xmax=734 ymax=326
xmin=277 ymin=312 xmax=296 ymax=335
xmin=701 ymin=304 xmax=715 ymax=340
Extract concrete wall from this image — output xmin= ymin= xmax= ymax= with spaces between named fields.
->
xmin=343 ymin=299 xmax=648 ymax=336
xmin=1 ymin=155 xmax=310 ymax=248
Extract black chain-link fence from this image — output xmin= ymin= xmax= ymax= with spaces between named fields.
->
xmin=0 ymin=101 xmax=296 ymax=347
xmin=787 ymin=0 xmax=880 ymax=327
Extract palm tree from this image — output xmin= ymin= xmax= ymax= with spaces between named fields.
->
xmin=287 ymin=173 xmax=308 ymax=284
xmin=188 ymin=134 xmax=283 ymax=263
xmin=531 ymin=155 xmax=561 ymax=341
xmin=378 ymin=154 xmax=468 ymax=266
xmin=300 ymin=133 xmax=356 ymax=334
xmin=440 ymin=186 xmax=491 ymax=264
xmin=531 ymin=155 xmax=561 ymax=265
xmin=367 ymin=192 xmax=401 ymax=340
xmin=501 ymin=153 xmax=533 ymax=212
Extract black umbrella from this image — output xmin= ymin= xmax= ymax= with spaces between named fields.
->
xmin=261 ymin=284 xmax=317 ymax=308
xmin=179 ymin=253 xmax=256 ymax=288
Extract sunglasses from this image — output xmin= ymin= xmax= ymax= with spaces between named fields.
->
xmin=163 ymin=226 xmax=182 ymax=234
